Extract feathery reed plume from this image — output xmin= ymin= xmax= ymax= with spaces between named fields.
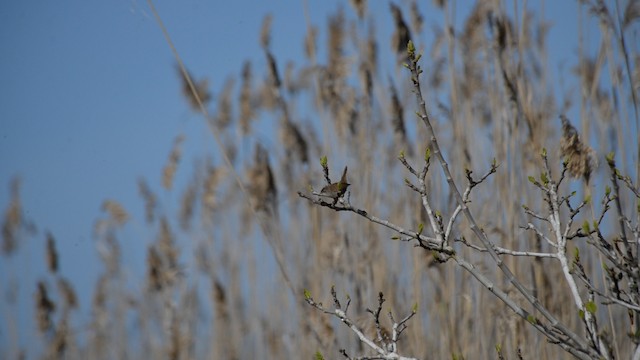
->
xmin=317 ymin=10 xmax=348 ymax=130
xmin=143 ymin=218 xmax=182 ymax=290
xmin=389 ymin=81 xmax=410 ymax=154
xmin=2 ymin=177 xmax=23 ymax=255
xmin=162 ymin=134 xmax=186 ymax=190
xmin=93 ymin=275 xmax=107 ymax=312
xmin=45 ymin=232 xmax=59 ymax=273
xmin=35 ymin=281 xmax=55 ymax=333
xmin=366 ymin=26 xmax=378 ymax=73
xmin=246 ymin=144 xmax=278 ymax=213
xmin=167 ymin=304 xmax=180 ymax=360
xmin=225 ymin=142 xmax=237 ymax=165
xmin=91 ymin=274 xmax=107 ymax=355
xmin=428 ymin=28 xmax=446 ymax=89
xmin=137 ymin=178 xmax=157 ymax=223
xmin=97 ymin=232 xmax=121 ymax=275
xmin=327 ymin=9 xmax=346 ymax=76
xmin=178 ymin=66 xmax=211 ymax=111
xmin=560 ymin=115 xmax=597 ymax=183
xmin=202 ymin=163 xmax=224 ymax=218
xmin=359 ymin=25 xmax=377 ymax=100
xmin=57 ymin=278 xmax=78 ymax=309
xmin=593 ymin=89 xmax=614 ymax=123
xmin=284 ymin=62 xmax=297 ymax=95
xmin=260 ymin=14 xmax=273 ymax=50
xmin=259 ymin=15 xmax=279 ymax=107
xmin=390 ymin=3 xmax=412 ymax=56
xmin=159 ymin=217 xmax=179 ymax=271
xmin=349 ymin=0 xmax=366 ymax=19
xmin=179 ymin=179 xmax=197 ymax=231
xmin=213 ymin=78 xmax=234 ymax=130
xmin=490 ymin=11 xmax=509 ymax=54
xmin=574 ymin=58 xmax=597 ymax=94
xmin=211 ymin=280 xmax=236 ymax=358
xmin=239 ymin=61 xmax=255 ymax=134
xmin=49 ymin=316 xmax=69 ymax=358
xmin=281 ymin=118 xmax=309 ymax=164
xmin=146 ymin=246 xmax=164 ymax=291
xmin=266 ymin=51 xmax=281 ymax=89
xmin=410 ymin=1 xmax=424 ymax=34
xmin=304 ymin=25 xmax=318 ymax=60
xmin=623 ymin=1 xmax=640 ymax=29
xmin=461 ymin=2 xmax=490 ymax=99
xmin=179 ymin=288 xmax=197 ymax=360
xmin=212 ymin=280 xmax=228 ymax=320
xmin=101 ymin=200 xmax=129 ymax=226
xmin=194 ymin=242 xmax=211 ymax=273
xmin=359 ymin=62 xmax=373 ymax=101
xmin=260 ymin=51 xmax=281 ymax=110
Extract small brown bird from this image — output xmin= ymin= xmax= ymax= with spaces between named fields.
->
xmin=319 ymin=166 xmax=350 ymax=205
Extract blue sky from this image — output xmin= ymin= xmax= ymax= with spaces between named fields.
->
xmin=0 ymin=0 xmax=604 ymax=353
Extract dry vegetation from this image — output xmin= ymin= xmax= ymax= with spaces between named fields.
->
xmin=2 ymin=0 xmax=640 ymax=359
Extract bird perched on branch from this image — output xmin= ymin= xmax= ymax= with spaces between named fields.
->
xmin=319 ymin=166 xmax=350 ymax=205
